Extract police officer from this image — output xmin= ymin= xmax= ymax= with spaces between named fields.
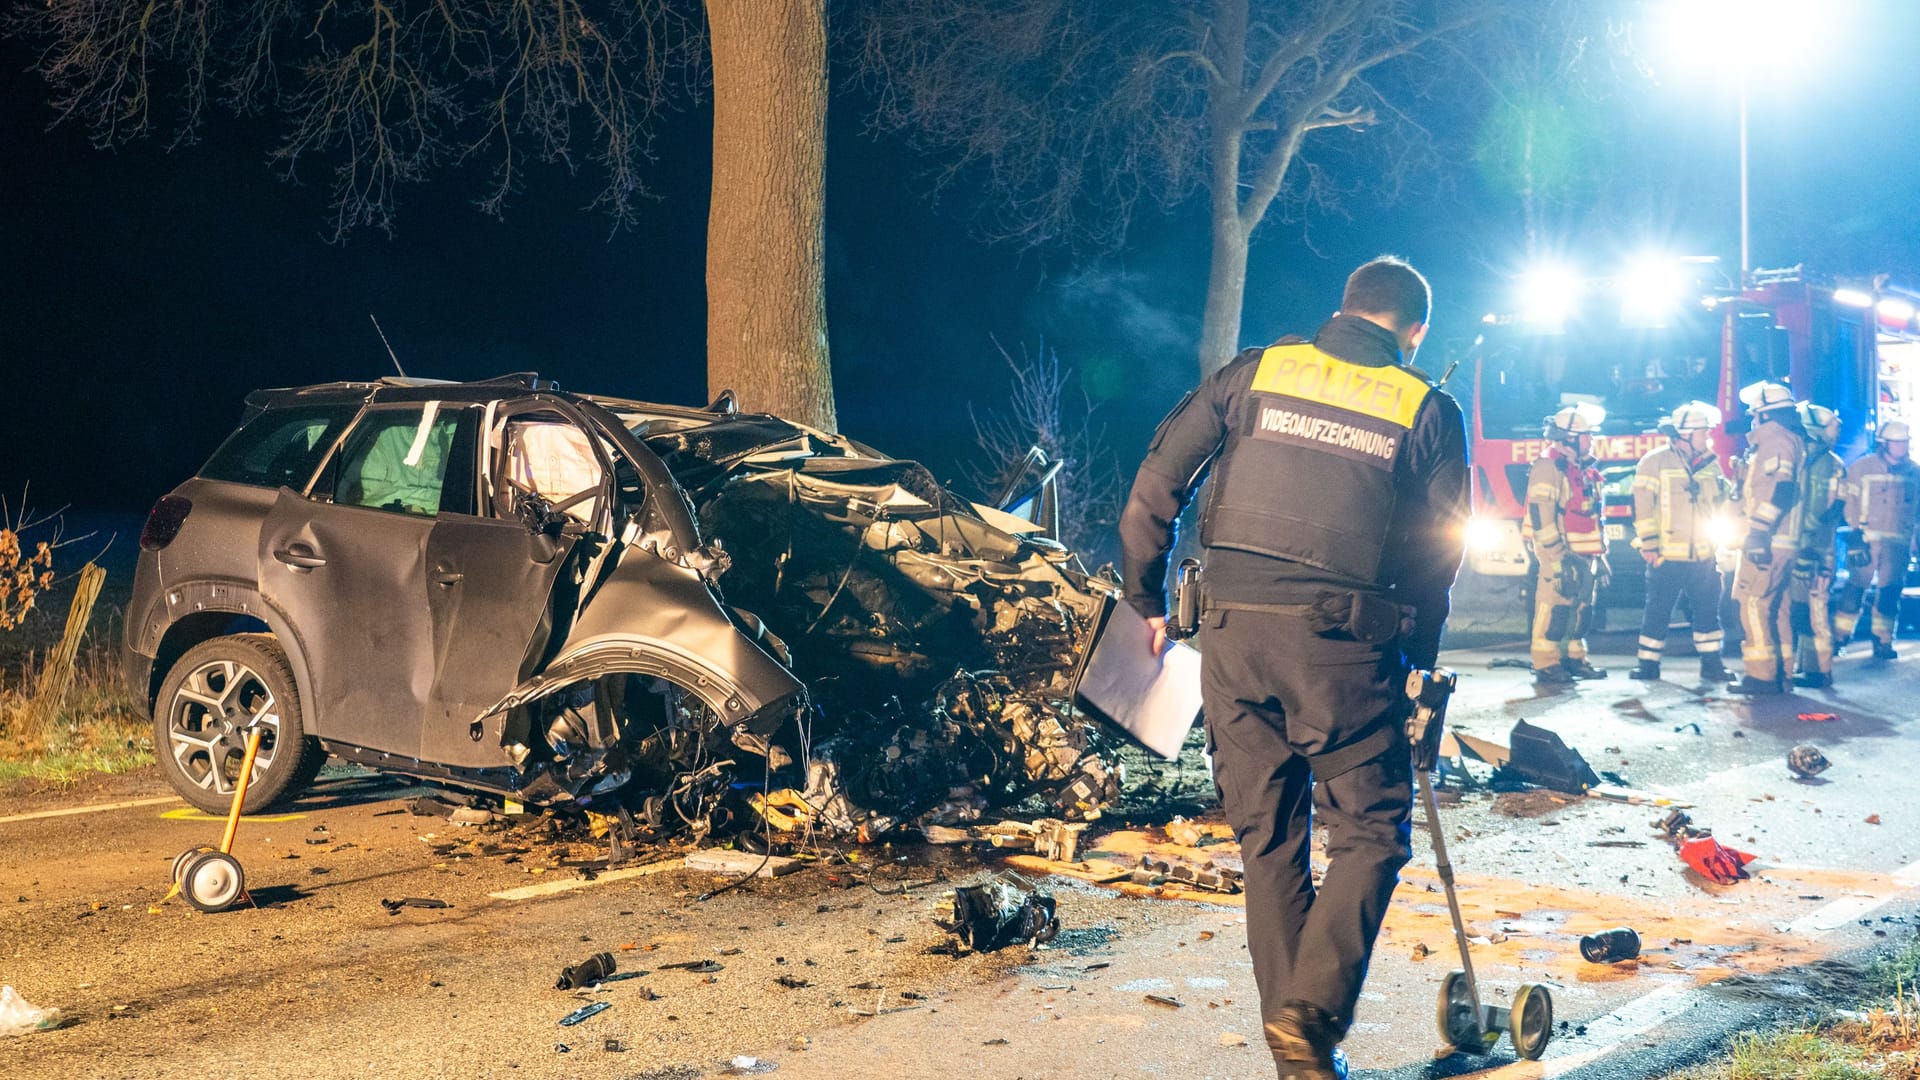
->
xmin=1791 ymin=402 xmax=1846 ymax=686
xmin=1730 ymin=381 xmax=1807 ymax=694
xmin=1119 ymin=256 xmax=1468 ymax=1080
xmin=1628 ymin=401 xmax=1731 ymax=683
xmin=1525 ymin=403 xmax=1610 ymax=684
xmin=1835 ymin=419 xmax=1919 ymax=659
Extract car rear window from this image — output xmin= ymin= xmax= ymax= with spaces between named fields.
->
xmin=199 ymin=403 xmax=361 ymax=490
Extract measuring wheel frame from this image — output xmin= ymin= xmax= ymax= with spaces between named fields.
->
xmin=1510 ymin=982 xmax=1555 ymax=1060
xmin=171 ymin=844 xmax=217 ymax=884
xmin=179 ymin=850 xmax=247 ymax=912
xmin=1436 ymin=969 xmax=1500 ymax=1054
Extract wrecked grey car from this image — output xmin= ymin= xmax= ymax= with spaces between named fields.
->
xmin=125 ymin=375 xmax=1127 ymax=839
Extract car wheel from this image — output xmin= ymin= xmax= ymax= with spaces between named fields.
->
xmin=153 ymin=634 xmax=318 ymax=815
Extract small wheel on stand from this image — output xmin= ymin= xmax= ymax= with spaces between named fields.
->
xmin=180 ymin=851 xmax=246 ymax=913
xmin=1436 ymin=970 xmax=1498 ymax=1055
xmin=1511 ymin=983 xmax=1554 ymax=1060
xmin=172 ymin=844 xmax=216 ymax=884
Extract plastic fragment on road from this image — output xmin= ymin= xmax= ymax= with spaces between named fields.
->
xmin=685 ymin=849 xmax=802 ymax=878
xmin=1797 ymin=712 xmax=1840 ymax=723
xmin=0 ymin=986 xmax=62 ymax=1036
xmin=1787 ymin=745 xmax=1831 ymax=778
xmin=1679 ymin=837 xmax=1756 ymax=885
xmin=1145 ymin=993 xmax=1185 ymax=1008
xmin=557 ymin=1000 xmax=611 ymax=1026
xmin=380 ymin=896 xmax=450 ymax=914
xmin=726 ymin=1055 xmax=778 ymax=1075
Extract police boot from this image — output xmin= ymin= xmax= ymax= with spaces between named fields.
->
xmin=1873 ymin=640 xmax=1900 ymax=661
xmin=1793 ymin=671 xmax=1832 ymax=689
xmin=1563 ymin=658 xmax=1609 ymax=680
xmin=1266 ymin=1002 xmax=1348 ymax=1080
xmin=1628 ymin=660 xmax=1661 ymax=681
xmin=1699 ymin=655 xmax=1730 ymax=683
xmin=1729 ymin=675 xmax=1785 ymax=695
xmin=1532 ymin=665 xmax=1575 ymax=686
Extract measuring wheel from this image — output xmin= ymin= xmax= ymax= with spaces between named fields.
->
xmin=1436 ymin=970 xmax=1499 ymax=1055
xmin=178 ymin=850 xmax=247 ymax=913
xmin=171 ymin=844 xmax=216 ymax=884
xmin=1510 ymin=983 xmax=1555 ymax=1060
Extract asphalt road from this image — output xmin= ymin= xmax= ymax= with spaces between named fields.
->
xmin=5 ymin=632 xmax=1918 ymax=1079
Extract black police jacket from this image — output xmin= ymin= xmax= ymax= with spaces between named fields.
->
xmin=1119 ymin=315 xmax=1470 ymax=668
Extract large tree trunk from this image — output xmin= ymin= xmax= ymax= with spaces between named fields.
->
xmin=1198 ymin=212 xmax=1250 ymax=375
xmin=704 ymin=0 xmax=837 ymax=431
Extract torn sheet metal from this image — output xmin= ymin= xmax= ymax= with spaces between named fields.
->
xmin=934 ymin=880 xmax=1061 ymax=952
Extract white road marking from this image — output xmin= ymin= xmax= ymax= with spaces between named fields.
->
xmin=1789 ymin=858 xmax=1920 ymax=933
xmin=0 ymin=795 xmax=182 ymax=825
xmin=488 ymin=858 xmax=686 ymax=900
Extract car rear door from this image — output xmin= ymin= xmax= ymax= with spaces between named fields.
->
xmin=257 ymin=401 xmax=470 ymax=753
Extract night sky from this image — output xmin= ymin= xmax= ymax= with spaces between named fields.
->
xmin=4 ymin=3 xmax=1918 ymax=518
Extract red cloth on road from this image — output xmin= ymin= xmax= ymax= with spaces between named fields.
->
xmin=1679 ymin=837 xmax=1756 ymax=884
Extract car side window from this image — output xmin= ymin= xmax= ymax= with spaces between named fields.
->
xmin=198 ymin=403 xmax=360 ymax=490
xmin=333 ymin=404 xmax=471 ymax=517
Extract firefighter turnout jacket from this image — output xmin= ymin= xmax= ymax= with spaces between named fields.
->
xmin=1118 ymin=314 xmax=1470 ymax=669
xmin=1525 ymin=444 xmax=1606 ymax=560
xmin=1799 ymin=446 xmax=1846 ymax=555
xmin=1632 ymin=445 xmax=1729 ymax=562
xmin=1740 ymin=418 xmax=1808 ymax=552
xmin=1844 ymin=452 xmax=1920 ymax=544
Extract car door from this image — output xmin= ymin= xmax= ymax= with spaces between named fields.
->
xmin=257 ymin=401 xmax=468 ymax=753
xmin=420 ymin=406 xmax=606 ymax=768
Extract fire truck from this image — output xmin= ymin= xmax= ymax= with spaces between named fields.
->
xmin=1459 ymin=260 xmax=1920 ymax=607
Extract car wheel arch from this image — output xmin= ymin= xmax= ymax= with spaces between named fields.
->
xmin=145 ymin=585 xmax=317 ymax=737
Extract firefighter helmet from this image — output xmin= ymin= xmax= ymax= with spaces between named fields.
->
xmin=1881 ymin=420 xmax=1912 ymax=443
xmin=1663 ymin=400 xmax=1723 ymax=433
xmin=1544 ymin=402 xmax=1606 ymax=442
xmin=1738 ymin=380 xmax=1796 ymax=413
xmin=1798 ymin=402 xmax=1841 ymax=444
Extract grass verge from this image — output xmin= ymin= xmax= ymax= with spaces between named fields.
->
xmin=0 ymin=642 xmax=151 ymax=785
xmin=1677 ymin=936 xmax=1920 ymax=1080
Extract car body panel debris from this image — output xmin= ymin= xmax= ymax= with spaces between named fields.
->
xmin=380 ymin=896 xmax=450 ymax=914
xmin=935 ymin=880 xmax=1060 ymax=952
xmin=557 ymin=1000 xmax=611 ymax=1026
xmin=685 ymin=850 xmax=802 ymax=878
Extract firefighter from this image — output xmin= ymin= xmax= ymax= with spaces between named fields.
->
xmin=1628 ymin=400 xmax=1731 ymax=683
xmin=1119 ymin=256 xmax=1469 ymax=1080
xmin=1524 ymin=402 xmax=1610 ymax=684
xmin=1791 ymin=402 xmax=1846 ymax=687
xmin=1729 ymin=381 xmax=1808 ymax=694
xmin=1835 ymin=419 xmax=1919 ymax=659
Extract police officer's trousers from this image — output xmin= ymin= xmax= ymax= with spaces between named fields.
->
xmin=1636 ymin=559 xmax=1723 ymax=667
xmin=1199 ymin=608 xmax=1411 ymax=1053
xmin=1531 ymin=554 xmax=1598 ymax=670
xmin=1790 ymin=557 xmax=1835 ymax=676
xmin=1733 ymin=551 xmax=1795 ymax=682
xmin=1836 ymin=537 xmax=1911 ymax=647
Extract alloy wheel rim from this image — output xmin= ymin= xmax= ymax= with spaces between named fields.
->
xmin=166 ymin=658 xmax=280 ymax=797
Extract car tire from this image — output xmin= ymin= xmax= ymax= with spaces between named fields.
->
xmin=153 ymin=634 xmax=318 ymax=815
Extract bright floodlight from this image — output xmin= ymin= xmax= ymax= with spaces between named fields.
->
xmin=1880 ymin=298 xmax=1917 ymax=322
xmin=1834 ymin=288 xmax=1874 ymax=308
xmin=1518 ymin=265 xmax=1581 ymax=326
xmin=1619 ymin=255 xmax=1689 ymax=327
xmin=1655 ymin=0 xmax=1832 ymax=79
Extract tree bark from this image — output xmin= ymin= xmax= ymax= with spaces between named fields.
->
xmin=1197 ymin=0 xmax=1250 ymax=376
xmin=704 ymin=0 xmax=837 ymax=431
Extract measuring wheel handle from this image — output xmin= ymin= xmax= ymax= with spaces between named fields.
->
xmin=1510 ymin=983 xmax=1554 ymax=1060
xmin=180 ymin=851 xmax=247 ymax=913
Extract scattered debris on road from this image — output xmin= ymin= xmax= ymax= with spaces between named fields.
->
xmin=555 ymin=952 xmax=617 ymax=990
xmin=1788 ymin=745 xmax=1832 ymax=779
xmin=1797 ymin=712 xmax=1840 ymax=723
xmin=1144 ymin=993 xmax=1184 ymax=1008
xmin=934 ymin=878 xmax=1060 ymax=953
xmin=557 ymin=1000 xmax=611 ymax=1026
xmin=379 ymin=896 xmax=450 ymax=914
xmin=1678 ymin=836 xmax=1756 ymax=884
xmin=685 ymin=849 xmax=802 ymax=878
xmin=1579 ymin=927 xmax=1642 ymax=963
xmin=0 ymin=986 xmax=62 ymax=1036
